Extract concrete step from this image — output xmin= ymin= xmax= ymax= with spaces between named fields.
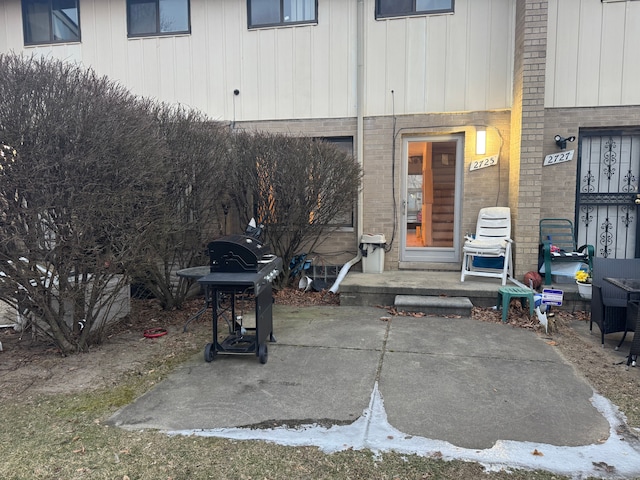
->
xmin=338 ymin=271 xmax=590 ymax=312
xmin=394 ymin=295 xmax=473 ymax=317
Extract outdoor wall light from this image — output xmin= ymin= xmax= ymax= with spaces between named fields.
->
xmin=554 ymin=134 xmax=576 ymax=150
xmin=476 ymin=129 xmax=486 ymax=155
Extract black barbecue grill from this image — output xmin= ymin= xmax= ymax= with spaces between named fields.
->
xmin=197 ymin=234 xmax=282 ymax=364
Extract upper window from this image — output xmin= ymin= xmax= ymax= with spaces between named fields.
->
xmin=22 ymin=0 xmax=80 ymax=45
xmin=376 ymin=0 xmax=454 ymax=19
xmin=127 ymin=0 xmax=190 ymax=37
xmin=248 ymin=0 xmax=317 ymax=28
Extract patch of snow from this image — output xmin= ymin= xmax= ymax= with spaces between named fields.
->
xmin=168 ymin=383 xmax=640 ymax=480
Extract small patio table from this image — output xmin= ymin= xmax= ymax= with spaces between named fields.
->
xmin=603 ymin=277 xmax=640 ymax=301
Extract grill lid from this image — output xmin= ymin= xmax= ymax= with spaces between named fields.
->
xmin=208 ymin=235 xmax=273 ymax=273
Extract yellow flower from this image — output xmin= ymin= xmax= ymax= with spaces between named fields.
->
xmin=575 ymin=270 xmax=591 ymax=283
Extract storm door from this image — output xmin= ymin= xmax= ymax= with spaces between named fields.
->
xmin=401 ymin=135 xmax=463 ymax=263
xmin=576 ymin=132 xmax=640 ymax=258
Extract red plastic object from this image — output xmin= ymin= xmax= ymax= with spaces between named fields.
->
xmin=143 ymin=328 xmax=168 ymax=339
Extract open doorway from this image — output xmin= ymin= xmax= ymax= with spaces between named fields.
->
xmin=401 ymin=135 xmax=463 ymax=263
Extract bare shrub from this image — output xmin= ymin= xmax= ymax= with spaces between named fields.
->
xmin=0 ymin=54 xmax=361 ymax=354
xmin=0 ymin=54 xmax=165 ymax=353
xmin=225 ymin=131 xmax=362 ymax=282
xmin=130 ymin=105 xmax=230 ymax=309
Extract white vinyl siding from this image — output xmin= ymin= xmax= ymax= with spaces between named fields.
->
xmin=365 ymin=0 xmax=514 ymax=115
xmin=546 ymin=0 xmax=640 ymax=107
xmin=1 ymin=0 xmax=515 ymax=121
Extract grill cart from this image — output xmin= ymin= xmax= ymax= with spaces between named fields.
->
xmin=197 ymin=234 xmax=282 ymax=364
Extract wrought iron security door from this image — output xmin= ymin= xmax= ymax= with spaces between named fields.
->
xmin=577 ymin=133 xmax=640 ymax=259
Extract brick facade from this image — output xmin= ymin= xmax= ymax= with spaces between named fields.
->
xmin=237 ymin=0 xmax=639 ymax=277
xmin=541 ymin=105 xmax=640 ymax=222
xmin=510 ymin=0 xmax=548 ymax=277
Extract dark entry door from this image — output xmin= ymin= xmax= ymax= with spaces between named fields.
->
xmin=576 ymin=132 xmax=640 ymax=258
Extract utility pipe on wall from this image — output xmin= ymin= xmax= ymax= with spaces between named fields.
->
xmin=329 ymin=0 xmax=365 ymax=294
xmin=356 ymin=0 xmax=364 ymax=241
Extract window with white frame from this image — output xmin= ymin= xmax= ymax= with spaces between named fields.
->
xmin=376 ymin=0 xmax=454 ymax=19
xmin=22 ymin=0 xmax=80 ymax=45
xmin=248 ymin=0 xmax=317 ymax=28
xmin=127 ymin=0 xmax=190 ymax=37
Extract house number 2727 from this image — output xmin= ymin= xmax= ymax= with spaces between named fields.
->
xmin=543 ymin=150 xmax=574 ymax=166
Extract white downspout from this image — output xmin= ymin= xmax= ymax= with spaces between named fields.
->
xmin=356 ymin=0 xmax=364 ymax=241
xmin=330 ymin=0 xmax=365 ymax=294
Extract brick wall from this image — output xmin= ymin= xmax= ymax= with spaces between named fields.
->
xmin=541 ymin=105 xmax=640 ymax=221
xmin=239 ymin=112 xmax=513 ymax=271
xmin=360 ymin=111 xmax=511 ymax=268
xmin=511 ymin=0 xmax=548 ymax=277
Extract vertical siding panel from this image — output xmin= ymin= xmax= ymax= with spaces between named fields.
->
xmin=204 ymin=1 xmax=228 ymax=118
xmin=157 ymin=40 xmax=176 ymax=101
xmin=108 ymin=2 xmax=129 ymax=87
xmin=327 ymin=1 xmax=352 ymax=118
xmin=142 ymin=40 xmax=161 ymax=99
xmin=575 ymin=0 xmax=603 ymax=106
xmin=386 ymin=19 xmax=408 ymax=115
xmin=230 ymin=1 xmax=251 ymax=120
xmin=550 ymin=0 xmax=580 ymax=107
xmin=466 ymin=2 xmax=490 ymax=111
xmin=621 ymin=5 xmax=640 ymax=104
xmin=1 ymin=1 xmax=25 ymax=51
xmin=256 ymin=30 xmax=277 ymax=119
xmin=241 ymin=32 xmax=260 ymax=120
xmin=406 ymin=19 xmax=427 ymax=114
xmin=0 ymin=2 xmax=8 ymax=51
xmin=444 ymin=4 xmax=468 ymax=111
xmin=487 ymin=0 xmax=514 ymax=108
xmin=188 ymin=0 xmax=210 ymax=115
xmin=365 ymin=19 xmax=389 ymax=115
xmin=127 ymin=40 xmax=145 ymax=96
xmin=310 ymin=9 xmax=331 ymax=118
xmin=425 ymin=18 xmax=447 ymax=112
xmin=173 ymin=36 xmax=193 ymax=105
xmin=82 ymin=0 xmax=105 ymax=72
xmin=293 ymin=28 xmax=312 ymax=118
xmin=599 ymin=2 xmax=626 ymax=105
xmin=275 ymin=28 xmax=294 ymax=119
xmin=222 ymin=2 xmax=244 ymax=118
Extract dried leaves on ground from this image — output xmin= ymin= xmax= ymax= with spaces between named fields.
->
xmin=273 ymin=287 xmax=340 ymax=306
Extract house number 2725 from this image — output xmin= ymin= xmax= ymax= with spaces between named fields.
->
xmin=469 ymin=155 xmax=498 ymax=171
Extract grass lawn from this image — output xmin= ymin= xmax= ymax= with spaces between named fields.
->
xmin=1 ymin=341 xmax=571 ymax=480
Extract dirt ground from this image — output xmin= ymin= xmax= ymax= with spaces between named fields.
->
xmin=0 ymin=289 xmax=339 ymax=399
xmin=1 ymin=288 xmax=639 ymax=432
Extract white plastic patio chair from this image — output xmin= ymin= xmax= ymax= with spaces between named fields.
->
xmin=460 ymin=207 xmax=513 ymax=286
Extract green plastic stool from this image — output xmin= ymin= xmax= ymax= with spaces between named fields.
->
xmin=497 ymin=286 xmax=535 ymax=323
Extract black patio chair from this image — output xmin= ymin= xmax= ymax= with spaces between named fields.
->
xmin=590 ymin=257 xmax=640 ymax=348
